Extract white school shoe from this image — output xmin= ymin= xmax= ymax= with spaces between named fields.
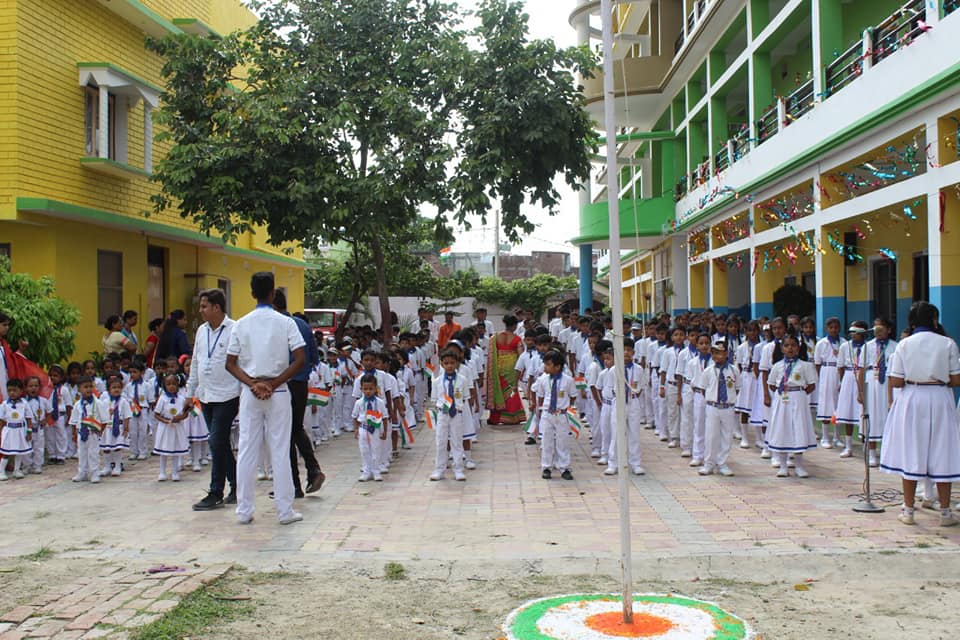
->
xmin=760 ymin=447 xmax=772 ymax=459
xmin=820 ymin=438 xmax=833 ymax=449
xmin=718 ymin=465 xmax=735 ymax=477
xmin=192 ymin=463 xmax=202 ymax=472
xmin=945 ymin=513 xmax=960 ymax=527
xmin=658 ymin=435 xmax=669 ymax=442
xmin=279 ymin=512 xmax=303 ymax=525
xmin=454 ymin=470 xmax=467 ymax=481
xmin=739 ymin=439 xmax=751 ymax=449
xmin=358 ymin=473 xmax=372 ymax=482
xmin=770 ymin=456 xmax=781 ymax=468
xmin=201 ymin=458 xmax=209 ymax=466
xmin=688 ymin=457 xmax=702 ymax=467
xmin=137 ymin=454 xmax=148 ymax=461
xmin=30 ymin=466 xmax=43 ymax=475
xmin=344 ymin=426 xmax=355 ymax=433
xmin=668 ymin=439 xmax=679 ymax=449
xmin=698 ymin=465 xmax=714 ymax=476
xmin=70 ymin=474 xmax=85 ymax=482
xmin=89 ymin=474 xmax=100 ymax=484
xmin=0 ymin=472 xmax=8 ymax=481
xmin=373 ymin=473 xmax=383 ymax=482
xmin=839 ymin=447 xmax=852 ymax=458
xmin=680 ymin=449 xmax=692 ymax=458
xmin=429 ymin=471 xmax=444 ymax=481
xmin=464 ymin=459 xmax=477 ymax=470
xmin=171 ymin=471 xmax=181 ymax=482
xmin=256 ymin=470 xmax=266 ymax=480
xmin=597 ymin=456 xmax=608 ymax=466
xmin=12 ymin=469 xmax=25 ymax=480
xmin=631 ymin=466 xmax=645 ymax=476
xmin=157 ymin=473 xmax=168 ymax=482
xmin=590 ymin=450 xmax=600 ymax=458
xmin=733 ymin=431 xmax=742 ymax=439
xmin=794 ymin=464 xmax=810 ymax=478
xmin=868 ymin=451 xmax=879 ymax=467
xmin=603 ymin=466 xmax=617 ymax=475
xmin=776 ymin=468 xmax=789 ymax=478
xmin=111 ymin=467 xmax=121 ymax=477
xmin=332 ymin=430 xmax=341 ymax=438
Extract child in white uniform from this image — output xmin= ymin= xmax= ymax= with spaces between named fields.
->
xmin=862 ymin=317 xmax=896 ymax=467
xmin=23 ymin=376 xmax=50 ymax=474
xmin=430 ymin=349 xmax=475 ymax=481
xmin=69 ymin=377 xmax=102 ymax=483
xmin=46 ymin=365 xmax=70 ymax=465
xmin=734 ymin=322 xmax=760 ymax=448
xmin=685 ymin=334 xmax=711 ymax=466
xmin=814 ymin=317 xmax=845 ymax=448
xmin=604 ymin=339 xmax=645 ymax=476
xmin=765 ymin=334 xmax=818 ymax=478
xmin=536 ymin=350 xmax=576 ymax=480
xmin=651 ymin=326 xmax=669 ymax=438
xmin=834 ymin=321 xmax=867 ymax=458
xmin=0 ymin=379 xmax=33 ymax=480
xmin=659 ymin=328 xmax=685 ymax=448
xmin=880 ymin=302 xmax=960 ymax=527
xmin=596 ymin=346 xmax=615 ymax=465
xmin=697 ymin=340 xmax=740 ymax=476
xmin=98 ymin=377 xmax=132 ymax=477
xmin=153 ymin=374 xmax=189 ymax=482
xmin=678 ymin=338 xmax=698 ymax=458
xmin=123 ymin=364 xmax=155 ymax=461
xmin=352 ymin=374 xmax=388 ymax=481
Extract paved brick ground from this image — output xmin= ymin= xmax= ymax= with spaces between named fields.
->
xmin=1 ymin=419 xmax=957 ymax=572
xmin=0 ymin=564 xmax=230 ymax=640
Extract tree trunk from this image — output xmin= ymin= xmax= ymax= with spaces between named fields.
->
xmin=370 ymin=234 xmax=393 ymax=346
xmin=337 ymin=241 xmax=364 ymax=343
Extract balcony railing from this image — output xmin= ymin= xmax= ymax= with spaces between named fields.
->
xmin=824 ymin=39 xmax=864 ymax=97
xmin=785 ymin=79 xmax=815 ymax=123
xmin=714 ymin=147 xmax=729 ymax=173
xmin=946 ymin=0 xmax=960 ymax=16
xmin=731 ymin=126 xmax=750 ymax=161
xmin=755 ymin=106 xmax=778 ymax=144
xmin=675 ymin=32 xmax=685 ymax=54
xmin=675 ymin=175 xmax=688 ymax=202
xmin=687 ymin=10 xmax=696 ymax=33
xmin=693 ymin=160 xmax=710 ymax=186
xmin=872 ymin=0 xmax=927 ymax=65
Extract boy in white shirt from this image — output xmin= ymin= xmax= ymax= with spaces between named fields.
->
xmin=123 ymin=363 xmax=155 ymax=461
xmin=604 ymin=339 xmax=645 ymax=476
xmin=536 ymin=350 xmax=576 ymax=480
xmin=430 ymin=349 xmax=476 ymax=481
xmin=697 ymin=341 xmax=741 ymax=476
xmin=352 ymin=374 xmax=389 ymax=481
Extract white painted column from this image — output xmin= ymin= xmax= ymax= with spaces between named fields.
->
xmin=143 ymin=106 xmax=153 ymax=174
xmin=926 ymin=119 xmax=942 ymax=296
xmin=98 ymin=85 xmax=109 ymax=159
xmin=861 ymin=29 xmax=873 ymax=72
xmin=811 ymin=0 xmax=824 ymax=103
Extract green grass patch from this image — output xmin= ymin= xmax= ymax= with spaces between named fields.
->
xmin=242 ymin=569 xmax=302 ymax=585
xmin=384 ymin=562 xmax=406 ymax=580
xmin=128 ymin=577 xmax=252 ymax=640
xmin=20 ymin=546 xmax=56 ymax=562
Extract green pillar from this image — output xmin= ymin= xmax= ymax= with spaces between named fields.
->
xmin=748 ymin=0 xmax=769 ymax=38
xmin=752 ymin=50 xmax=773 ymax=119
xmin=817 ymin=0 xmax=843 ymax=95
xmin=655 ymin=140 xmax=674 ymax=198
xmin=709 ymin=96 xmax=729 ymax=163
xmin=688 ymin=121 xmax=706 ymax=172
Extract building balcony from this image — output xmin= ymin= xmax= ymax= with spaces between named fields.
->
xmin=573 ymin=194 xmax=675 ymax=250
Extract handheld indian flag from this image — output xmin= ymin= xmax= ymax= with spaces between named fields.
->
xmin=440 ymin=393 xmax=454 ymax=413
xmin=424 ymin=362 xmax=436 ymax=377
xmin=307 ymin=388 xmax=330 ymax=407
xmin=334 ymin=370 xmax=342 ymax=385
xmin=130 ymin=400 xmax=142 ymax=417
xmin=425 ymin=409 xmax=437 ymax=430
xmin=574 ymin=375 xmax=587 ymax=391
xmin=400 ymin=416 xmax=415 ymax=446
xmin=81 ymin=415 xmax=104 ymax=435
xmin=524 ymin=412 xmax=536 ymax=434
xmin=189 ymin=398 xmax=202 ymax=417
xmin=566 ymin=407 xmax=582 ymax=439
xmin=365 ymin=409 xmax=383 ymax=432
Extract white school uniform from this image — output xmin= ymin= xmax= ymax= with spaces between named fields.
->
xmin=863 ymin=337 xmax=897 ymax=441
xmin=352 ymin=395 xmax=389 ymax=476
xmin=652 ymin=343 xmax=669 ymax=435
xmin=153 ymin=393 xmax=189 ymax=456
xmin=123 ymin=379 xmax=155 ymax=458
xmin=47 ymin=384 xmax=70 ymax=461
xmin=535 ymin=372 xmax=577 ymax=471
xmin=734 ymin=341 xmax=757 ymax=414
xmin=698 ymin=361 xmax=740 ymax=469
xmin=432 ymin=371 xmax=470 ymax=476
xmin=597 ymin=366 xmax=616 ymax=458
xmin=307 ymin=368 xmax=323 ymax=442
xmin=834 ymin=340 xmax=865 ymax=426
xmin=764 ymin=359 xmax=818 ymax=452
xmin=880 ymin=331 xmax=960 ymax=482
xmin=69 ymin=397 xmax=101 ymax=480
xmin=0 ymin=397 xmax=33 ymax=456
xmin=584 ymin=357 xmax=602 ymax=432
xmin=606 ymin=362 xmax=644 ymax=472
xmin=748 ymin=340 xmax=768 ymax=426
xmin=24 ymin=394 xmax=50 ymax=471
xmin=63 ymin=383 xmax=81 ymax=458
xmin=755 ymin=340 xmax=779 ymax=427
xmin=678 ymin=346 xmax=696 ymax=453
xmin=685 ymin=352 xmax=711 ymax=461
xmin=814 ymin=336 xmax=845 ymax=421
xmin=802 ymin=335 xmax=818 ymax=412
xmin=660 ymin=345 xmax=683 ymax=442
xmin=98 ymin=394 xmax=132 ymax=453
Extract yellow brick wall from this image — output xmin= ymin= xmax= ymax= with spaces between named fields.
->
xmin=0 ymin=1 xmax=17 ymax=215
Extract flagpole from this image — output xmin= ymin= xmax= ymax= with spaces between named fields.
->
xmin=600 ymin=0 xmax=633 ymax=623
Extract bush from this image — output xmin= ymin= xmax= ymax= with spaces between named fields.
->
xmin=773 ymin=284 xmax=815 ymax=320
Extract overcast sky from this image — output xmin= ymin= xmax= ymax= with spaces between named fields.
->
xmin=448 ymin=0 xmax=586 ymax=265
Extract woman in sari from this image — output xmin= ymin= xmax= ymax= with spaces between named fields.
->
xmin=486 ymin=315 xmax=526 ymax=425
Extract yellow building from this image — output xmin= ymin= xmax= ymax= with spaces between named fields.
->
xmin=0 ymin=0 xmax=306 ymax=358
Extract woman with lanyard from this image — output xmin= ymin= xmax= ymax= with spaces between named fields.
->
xmin=120 ymin=310 xmax=139 ymax=352
xmin=880 ymin=301 xmax=960 ymax=527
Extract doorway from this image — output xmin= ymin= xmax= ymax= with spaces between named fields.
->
xmin=872 ymin=259 xmax=897 ymax=327
xmin=147 ymin=246 xmax=166 ymax=323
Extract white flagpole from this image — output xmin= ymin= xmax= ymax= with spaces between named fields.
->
xmin=600 ymin=0 xmax=633 ymax=623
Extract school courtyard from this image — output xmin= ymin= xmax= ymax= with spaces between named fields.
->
xmin=0 ymin=425 xmax=958 ymax=639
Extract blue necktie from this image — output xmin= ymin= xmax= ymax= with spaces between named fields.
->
xmin=365 ymin=398 xmax=375 ymax=432
xmin=111 ymin=397 xmax=121 ymax=437
xmin=51 ymin=385 xmax=60 ymax=421
xmin=79 ymin=400 xmax=91 ymax=442
xmin=877 ymin=340 xmax=887 ymax=383
xmin=550 ymin=375 xmax=559 ymax=411
xmin=446 ymin=374 xmax=456 ymax=416
xmin=717 ymin=364 xmax=728 ymax=403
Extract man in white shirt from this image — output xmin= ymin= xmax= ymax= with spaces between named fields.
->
xmin=475 ymin=308 xmax=495 ymax=337
xmin=186 ymin=289 xmax=242 ymax=511
xmin=226 ymin=273 xmax=306 ymax=526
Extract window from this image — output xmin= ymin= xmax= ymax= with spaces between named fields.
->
xmin=913 ymin=253 xmax=929 ymax=303
xmin=217 ymin=278 xmax=231 ymax=315
xmin=84 ymin=85 xmax=118 ymax=160
xmin=97 ymin=250 xmax=123 ymax=325
xmin=0 ymin=243 xmax=9 ymax=260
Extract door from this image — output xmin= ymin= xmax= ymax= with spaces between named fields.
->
xmin=147 ymin=246 xmax=165 ymax=323
xmin=872 ymin=259 xmax=897 ymax=327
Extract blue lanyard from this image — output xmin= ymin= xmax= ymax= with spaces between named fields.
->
xmin=207 ymin=324 xmax=225 ymax=359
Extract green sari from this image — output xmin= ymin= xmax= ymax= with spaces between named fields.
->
xmin=486 ymin=332 xmax=525 ymax=424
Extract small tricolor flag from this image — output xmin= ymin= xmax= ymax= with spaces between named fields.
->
xmin=574 ymin=376 xmax=587 ymax=391
xmin=400 ymin=416 xmax=415 ymax=446
xmin=130 ymin=400 xmax=142 ymax=417
xmin=566 ymin=407 xmax=582 ymax=439
xmin=440 ymin=393 xmax=454 ymax=413
xmin=334 ymin=370 xmax=343 ymax=385
xmin=524 ymin=412 xmax=536 ymax=434
xmin=425 ymin=409 xmax=437 ymax=430
xmin=424 ymin=362 xmax=436 ymax=375
xmin=439 ymin=246 xmax=452 ymax=258
xmin=189 ymin=398 xmax=203 ymax=417
xmin=307 ymin=388 xmax=331 ymax=407
xmin=81 ymin=415 xmax=104 ymax=434
xmin=365 ymin=409 xmax=383 ymax=432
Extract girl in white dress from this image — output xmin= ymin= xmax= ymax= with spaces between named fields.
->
xmin=153 ymin=374 xmax=189 ymax=482
xmin=734 ymin=321 xmax=760 ymax=448
xmin=880 ymin=302 xmax=960 ymax=527
xmin=758 ymin=318 xmax=788 ymax=461
xmin=748 ymin=325 xmax=771 ymax=449
xmin=180 ymin=357 xmax=209 ymax=472
xmin=765 ymin=334 xmax=818 ymax=477
xmin=800 ymin=316 xmax=818 ymax=423
xmin=814 ymin=317 xmax=845 ymax=448
xmin=98 ymin=376 xmax=131 ymax=477
xmin=861 ymin=317 xmax=897 ymax=467
xmin=835 ymin=321 xmax=868 ymax=458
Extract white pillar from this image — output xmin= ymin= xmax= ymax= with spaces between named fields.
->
xmin=98 ymin=85 xmax=109 ymax=159
xmin=143 ymin=106 xmax=153 ymax=174
xmin=811 ymin=0 xmax=824 ymax=103
xmin=861 ymin=28 xmax=873 ymax=72
xmin=926 ymin=119 xmax=942 ymax=294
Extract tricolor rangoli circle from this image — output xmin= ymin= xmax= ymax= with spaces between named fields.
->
xmin=503 ymin=593 xmax=754 ymax=640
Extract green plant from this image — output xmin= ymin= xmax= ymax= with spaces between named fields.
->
xmin=384 ymin=562 xmax=407 ymax=580
xmin=20 ymin=546 xmax=56 ymax=561
xmin=0 ymin=256 xmax=80 ymax=367
xmin=128 ymin=579 xmax=252 ymax=640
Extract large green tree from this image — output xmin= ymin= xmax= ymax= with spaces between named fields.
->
xmin=148 ymin=0 xmax=595 ymax=343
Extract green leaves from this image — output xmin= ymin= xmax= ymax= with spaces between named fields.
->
xmin=0 ymin=257 xmax=80 ymax=367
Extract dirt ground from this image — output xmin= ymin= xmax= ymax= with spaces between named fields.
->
xmin=192 ymin=551 xmax=959 ymax=640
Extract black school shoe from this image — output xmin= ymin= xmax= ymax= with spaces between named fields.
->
xmin=192 ymin=493 xmax=224 ymax=511
xmin=541 ymin=468 xmax=552 ymax=479
xmin=525 ymin=437 xmax=537 ymax=445
xmin=561 ymin=469 xmax=574 ymax=481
